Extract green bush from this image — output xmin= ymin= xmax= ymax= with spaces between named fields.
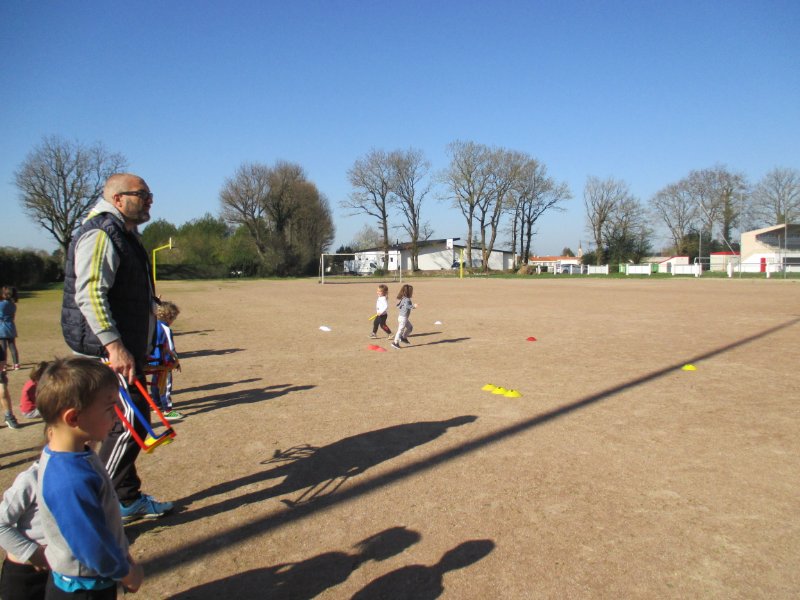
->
xmin=0 ymin=248 xmax=63 ymax=288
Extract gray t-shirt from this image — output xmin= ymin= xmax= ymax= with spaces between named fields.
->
xmin=0 ymin=462 xmax=44 ymax=562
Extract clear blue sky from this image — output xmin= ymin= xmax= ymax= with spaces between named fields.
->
xmin=2 ymin=0 xmax=798 ymax=256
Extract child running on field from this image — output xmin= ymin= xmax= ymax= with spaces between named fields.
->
xmin=0 ymin=457 xmax=49 ymax=600
xmin=369 ymin=285 xmax=392 ymax=339
xmin=148 ymin=301 xmax=182 ymax=420
xmin=36 ymin=357 xmax=144 ymax=598
xmin=0 ymin=286 xmax=20 ymax=371
xmin=391 ymin=284 xmax=418 ymax=350
xmin=1 ymin=343 xmax=20 ymax=430
xmin=20 ymin=362 xmax=48 ymax=420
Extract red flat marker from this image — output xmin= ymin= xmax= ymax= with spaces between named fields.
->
xmin=526 ymin=336 xmax=537 ymax=342
xmin=367 ymin=345 xmax=387 ymax=352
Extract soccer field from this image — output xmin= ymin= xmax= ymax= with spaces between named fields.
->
xmin=2 ymin=277 xmax=799 ymax=598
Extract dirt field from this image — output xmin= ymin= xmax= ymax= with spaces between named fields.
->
xmin=2 ymin=277 xmax=799 ymax=599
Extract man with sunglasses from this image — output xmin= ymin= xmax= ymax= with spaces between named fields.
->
xmin=61 ymin=173 xmax=174 ymax=522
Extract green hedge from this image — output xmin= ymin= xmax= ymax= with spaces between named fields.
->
xmin=0 ymin=248 xmax=63 ymax=288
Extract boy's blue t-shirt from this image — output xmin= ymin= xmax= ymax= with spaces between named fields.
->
xmin=37 ymin=446 xmax=129 ymax=590
xmin=150 ymin=319 xmax=168 ymax=363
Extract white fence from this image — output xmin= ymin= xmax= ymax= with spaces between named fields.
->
xmin=625 ymin=265 xmax=652 ymax=275
xmin=673 ymin=264 xmax=702 ymax=276
xmin=586 ymin=265 xmax=609 ymax=275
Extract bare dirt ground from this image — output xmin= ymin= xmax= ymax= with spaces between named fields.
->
xmin=2 ymin=277 xmax=799 ymax=599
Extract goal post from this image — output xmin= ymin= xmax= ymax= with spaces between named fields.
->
xmin=319 ymin=253 xmax=356 ymax=284
xmin=319 ymin=252 xmax=403 ymax=284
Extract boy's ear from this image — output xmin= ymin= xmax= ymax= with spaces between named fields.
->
xmin=63 ymin=407 xmax=80 ymax=428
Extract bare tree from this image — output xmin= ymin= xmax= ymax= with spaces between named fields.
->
xmin=441 ymin=141 xmax=493 ymax=267
xmin=389 ymin=148 xmax=430 ymax=271
xmin=14 ymin=135 xmax=127 ymax=257
xmin=511 ymin=157 xmax=570 ymax=264
xmin=220 ymin=162 xmax=272 ymax=258
xmin=603 ymin=196 xmax=652 ymax=263
xmin=649 ymin=181 xmax=698 ymax=254
xmin=686 ymin=166 xmax=748 ymax=244
xmin=584 ymin=176 xmax=632 ymax=265
xmin=351 ymin=224 xmax=383 ymax=250
xmin=343 ymin=149 xmax=394 ymax=269
xmin=220 ymin=160 xmax=334 ymax=275
xmin=266 ymin=161 xmax=306 ymax=235
xmin=751 ymin=167 xmax=800 ymax=226
xmin=288 ymin=185 xmax=335 ymax=272
xmin=471 ymin=148 xmax=524 ymax=271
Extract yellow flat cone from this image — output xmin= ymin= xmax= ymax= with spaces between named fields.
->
xmin=482 ymin=384 xmax=497 ymax=391
xmin=491 ymin=387 xmax=508 ymax=395
xmin=681 ymin=364 xmax=697 ymax=371
xmin=504 ymin=389 xmax=522 ymax=398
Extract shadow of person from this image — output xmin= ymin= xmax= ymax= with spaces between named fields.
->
xmin=173 ymin=377 xmax=262 ymax=396
xmin=178 ymin=347 xmax=244 ymax=359
xmin=267 ymin=415 xmax=478 ymax=507
xmin=419 ymin=337 xmax=470 ymax=347
xmin=176 ymin=384 xmax=315 ymax=416
xmin=137 ymin=416 xmax=478 ymax=531
xmin=172 ymin=329 xmax=215 ymax=336
xmin=351 ymin=539 xmax=495 ymax=600
xmin=170 ymin=526 xmax=421 ymax=600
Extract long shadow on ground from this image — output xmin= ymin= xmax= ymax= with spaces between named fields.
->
xmin=352 ymin=539 xmax=495 ymax=600
xmin=173 ymin=378 xmax=261 ymax=396
xmin=130 ymin=416 xmax=477 ymax=540
xmin=178 ymin=348 xmax=244 ymax=359
xmin=416 ymin=337 xmax=470 ymax=347
xmin=170 ymin=526 xmax=422 ymax=599
xmin=174 ymin=384 xmax=314 ymax=417
xmin=173 ymin=329 xmax=215 ymax=337
xmin=0 ymin=444 xmax=44 ymax=472
xmin=140 ymin=318 xmax=800 ymax=579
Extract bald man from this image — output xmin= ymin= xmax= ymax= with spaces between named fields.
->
xmin=61 ymin=173 xmax=173 ymax=522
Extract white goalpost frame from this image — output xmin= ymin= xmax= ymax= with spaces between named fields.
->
xmin=319 ymin=253 xmax=403 ymax=284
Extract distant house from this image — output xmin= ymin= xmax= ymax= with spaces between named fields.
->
xmin=709 ymin=251 xmax=739 ymax=272
xmin=643 ymin=256 xmax=691 ymax=274
xmin=740 ymin=224 xmax=800 ymax=272
xmin=354 ymin=238 xmax=515 ymax=272
xmin=641 ymin=256 xmax=689 ymax=273
xmin=528 ymin=254 xmax=583 ymax=273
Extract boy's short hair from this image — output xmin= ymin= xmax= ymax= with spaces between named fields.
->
xmin=36 ymin=357 xmax=119 ymax=425
xmin=378 ymin=284 xmax=388 ymax=294
xmin=156 ymin=300 xmax=180 ymax=322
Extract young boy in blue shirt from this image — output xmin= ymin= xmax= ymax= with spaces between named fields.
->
xmin=36 ymin=357 xmax=143 ymax=598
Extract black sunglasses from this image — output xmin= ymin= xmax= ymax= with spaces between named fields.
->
xmin=118 ymin=190 xmax=153 ymax=201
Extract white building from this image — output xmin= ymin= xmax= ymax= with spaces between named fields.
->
xmin=739 ymin=224 xmax=800 ymax=273
xmin=528 ymin=254 xmax=583 ymax=274
xmin=709 ymin=252 xmax=739 ymax=272
xmin=355 ymin=238 xmax=515 ymax=272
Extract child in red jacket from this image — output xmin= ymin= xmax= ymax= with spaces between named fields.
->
xmin=19 ymin=362 xmax=48 ymax=419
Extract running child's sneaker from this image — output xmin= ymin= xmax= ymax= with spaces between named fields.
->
xmin=120 ymin=494 xmax=174 ymax=523
xmin=391 ymin=342 xmax=401 ymax=349
xmin=164 ymin=410 xmax=184 ymax=420
xmin=4 ymin=414 xmax=20 ymax=429
xmin=368 ymin=333 xmax=377 ymax=339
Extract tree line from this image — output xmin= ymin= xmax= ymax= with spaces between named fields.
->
xmin=583 ymin=166 xmax=799 ymax=266
xmin=10 ymin=135 xmax=800 ymax=282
